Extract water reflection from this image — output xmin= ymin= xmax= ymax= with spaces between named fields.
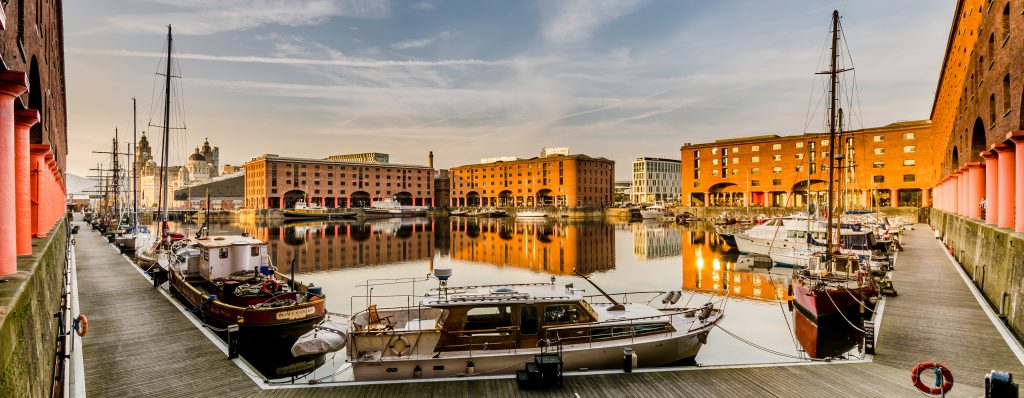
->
xmin=157 ymin=217 xmax=864 ymax=380
xmin=449 ymin=217 xmax=615 ymax=275
xmin=793 ymin=310 xmax=864 ymax=359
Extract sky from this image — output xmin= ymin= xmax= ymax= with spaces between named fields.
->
xmin=63 ymin=0 xmax=956 ymax=179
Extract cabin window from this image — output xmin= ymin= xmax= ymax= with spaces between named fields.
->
xmin=544 ymin=304 xmax=583 ymax=325
xmin=463 ymin=306 xmax=513 ymax=331
xmin=520 ymin=306 xmax=538 ymax=335
xmin=251 ymin=247 xmax=260 ymax=257
xmin=219 ymin=248 xmax=229 ymax=259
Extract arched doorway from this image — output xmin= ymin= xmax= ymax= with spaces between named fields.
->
xmin=395 ymin=191 xmax=413 ymax=205
xmin=351 ymin=191 xmax=371 ymax=207
xmin=497 ymin=190 xmax=513 ymax=207
xmin=708 ymin=182 xmax=741 ymax=207
xmin=282 ymin=190 xmax=306 ymax=209
xmin=791 ymin=179 xmax=827 ymax=208
xmin=970 ymin=118 xmax=987 ymax=163
xmin=536 ymin=189 xmax=553 ymax=206
xmin=466 ymin=191 xmax=481 ymax=207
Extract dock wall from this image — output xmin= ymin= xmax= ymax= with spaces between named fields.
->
xmin=0 ymin=219 xmax=66 ymax=398
xmin=930 ymin=209 xmax=1024 ymax=343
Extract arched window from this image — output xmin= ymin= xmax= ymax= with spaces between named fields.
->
xmin=16 ymin=0 xmax=24 ymax=43
xmin=1003 ymin=4 xmax=1010 ymax=41
xmin=1003 ymin=74 xmax=1011 ymax=113
xmin=988 ymin=34 xmax=994 ymax=66
xmin=990 ymin=94 xmax=996 ymax=123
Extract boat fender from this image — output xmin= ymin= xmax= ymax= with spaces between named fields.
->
xmin=661 ymin=292 xmax=673 ymax=305
xmin=74 ymin=314 xmax=88 ymax=337
xmin=261 ymin=279 xmax=279 ymax=295
xmin=911 ymin=362 xmax=953 ymax=395
xmin=389 ymin=336 xmax=412 ymax=357
xmin=670 ymin=291 xmax=682 ymax=304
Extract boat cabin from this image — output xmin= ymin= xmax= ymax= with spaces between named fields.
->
xmin=349 ymin=283 xmax=679 ymax=359
xmin=194 ymin=235 xmax=269 ymax=279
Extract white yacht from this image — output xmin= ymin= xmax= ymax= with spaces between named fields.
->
xmin=640 ymin=204 xmax=668 ymax=219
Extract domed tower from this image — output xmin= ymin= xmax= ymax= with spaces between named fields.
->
xmin=187 ymin=147 xmax=211 ymax=181
xmin=200 ymin=137 xmax=220 ymax=177
xmin=135 ymin=132 xmax=158 ymax=178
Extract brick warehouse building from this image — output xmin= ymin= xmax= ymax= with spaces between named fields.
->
xmin=449 ymin=150 xmax=615 ymax=208
xmin=243 ymin=154 xmax=434 ymax=209
xmin=680 ymin=121 xmax=934 ymax=208
xmin=0 ymin=1 xmax=70 ymax=397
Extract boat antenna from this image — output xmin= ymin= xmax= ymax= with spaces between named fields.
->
xmin=573 ymin=270 xmax=624 ymax=311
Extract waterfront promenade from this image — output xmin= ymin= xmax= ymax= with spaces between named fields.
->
xmin=73 ymin=222 xmax=1021 ymax=397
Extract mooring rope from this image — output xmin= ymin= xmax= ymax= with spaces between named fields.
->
xmin=823 ymin=288 xmax=866 ymax=334
xmin=714 ymin=324 xmax=832 ymax=362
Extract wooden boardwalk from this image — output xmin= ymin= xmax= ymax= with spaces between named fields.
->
xmin=74 ymin=222 xmax=258 ymax=398
xmin=73 ymin=223 xmax=1020 ymax=397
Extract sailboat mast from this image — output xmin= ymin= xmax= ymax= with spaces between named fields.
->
xmin=825 ymin=10 xmax=840 ymax=257
xmin=112 ymin=131 xmax=120 ymax=223
xmin=159 ymin=25 xmax=173 ymax=237
xmin=132 ymin=97 xmax=138 ymax=227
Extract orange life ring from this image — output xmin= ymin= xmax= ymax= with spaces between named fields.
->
xmin=911 ymin=362 xmax=953 ymax=395
xmin=74 ymin=314 xmax=88 ymax=337
xmin=260 ymin=278 xmax=279 ymax=295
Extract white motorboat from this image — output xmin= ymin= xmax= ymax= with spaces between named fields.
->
xmin=516 ymin=210 xmax=547 ymax=219
xmin=769 ymin=248 xmax=817 ymax=268
xmin=365 ymin=198 xmax=428 ymax=218
xmin=640 ymin=204 xmax=668 ymax=219
xmin=342 ymin=271 xmax=725 ymax=381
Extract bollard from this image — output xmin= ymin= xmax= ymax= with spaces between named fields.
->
xmin=227 ymin=324 xmax=240 ymax=359
xmin=622 ymin=347 xmax=637 ymax=373
xmin=863 ymin=321 xmax=875 ymax=355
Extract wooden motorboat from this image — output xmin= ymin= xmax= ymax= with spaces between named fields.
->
xmin=168 ymin=235 xmax=326 ymax=329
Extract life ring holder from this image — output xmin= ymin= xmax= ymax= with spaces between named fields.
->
xmin=389 ymin=335 xmax=412 ymax=356
xmin=911 ymin=362 xmax=953 ymax=395
xmin=260 ymin=278 xmax=279 ymax=295
xmin=73 ymin=314 xmax=88 ymax=337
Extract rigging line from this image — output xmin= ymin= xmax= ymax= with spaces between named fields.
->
xmin=822 ymin=288 xmax=866 ymax=333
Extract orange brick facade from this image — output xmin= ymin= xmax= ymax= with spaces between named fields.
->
xmin=680 ymin=121 xmax=935 ymax=208
xmin=243 ymin=155 xmax=434 ymax=209
xmin=932 ymin=0 xmax=1024 ymax=178
xmin=449 ymin=154 xmax=614 ymax=208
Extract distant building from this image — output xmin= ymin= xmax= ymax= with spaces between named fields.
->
xmin=481 ymin=156 xmax=521 ymax=164
xmin=450 ymin=148 xmax=614 ymax=208
xmin=243 ymin=154 xmax=434 ymax=209
xmin=326 ymin=152 xmax=389 ymax=164
xmin=540 ymin=147 xmax=570 ymax=157
xmin=434 ymin=169 xmax=451 ymax=209
xmin=136 ymin=135 xmax=221 ymax=208
xmin=630 ymin=157 xmax=681 ymax=204
xmin=221 ymin=164 xmax=241 ymax=175
xmin=614 ymin=180 xmax=632 ymax=203
xmin=173 ymin=171 xmax=244 ymax=209
xmin=680 ymin=121 xmax=934 ymax=207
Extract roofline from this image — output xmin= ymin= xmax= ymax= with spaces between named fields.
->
xmin=679 ymin=120 xmax=932 ymax=149
xmin=633 ymin=157 xmax=681 ymax=164
xmin=451 ymin=154 xmax=614 ymax=169
xmin=244 ymin=155 xmax=431 ymax=169
xmin=930 ymin=0 xmax=967 ymax=120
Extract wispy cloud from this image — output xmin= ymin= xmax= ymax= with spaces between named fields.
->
xmin=409 ymin=1 xmax=437 ymax=11
xmin=390 ymin=31 xmax=453 ymax=50
xmin=94 ymin=0 xmax=391 ymax=35
xmin=67 ymin=47 xmax=506 ymax=67
xmin=540 ymin=0 xmax=648 ymax=46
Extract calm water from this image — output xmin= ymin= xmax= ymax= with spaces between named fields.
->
xmin=166 ymin=217 xmax=865 ymax=382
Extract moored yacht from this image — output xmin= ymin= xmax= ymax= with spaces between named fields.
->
xmin=364 ymin=198 xmax=428 ymax=218
xmin=344 ymin=273 xmax=725 ymax=381
xmin=640 ymin=204 xmax=668 ymax=219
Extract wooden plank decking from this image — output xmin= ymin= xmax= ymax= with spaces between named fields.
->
xmin=75 ymin=222 xmax=258 ymax=398
xmin=73 ymin=222 xmax=1021 ymax=397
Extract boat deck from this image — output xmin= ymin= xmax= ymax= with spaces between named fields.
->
xmin=73 ymin=222 xmax=1023 ymax=397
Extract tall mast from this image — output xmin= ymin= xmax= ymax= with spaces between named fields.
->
xmin=824 ymin=10 xmax=840 ymax=257
xmin=111 ymin=131 xmax=120 ymax=223
xmin=132 ymin=97 xmax=138 ymax=227
xmin=158 ymin=25 xmax=173 ymax=238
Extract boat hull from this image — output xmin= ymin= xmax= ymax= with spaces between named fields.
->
xmin=350 ymin=328 xmax=710 ymax=381
xmin=790 ymin=282 xmax=873 ymax=319
xmin=169 ymin=269 xmax=326 ymax=329
xmin=733 ymin=233 xmax=807 ymax=256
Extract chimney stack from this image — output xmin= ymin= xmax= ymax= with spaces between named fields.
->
xmin=429 ymin=151 xmax=434 ymax=169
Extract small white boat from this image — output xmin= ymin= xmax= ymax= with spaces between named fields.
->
xmin=770 ymin=248 xmax=817 ymax=268
xmin=640 ymin=205 xmax=667 ymax=219
xmin=516 ymin=210 xmax=547 ymax=218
